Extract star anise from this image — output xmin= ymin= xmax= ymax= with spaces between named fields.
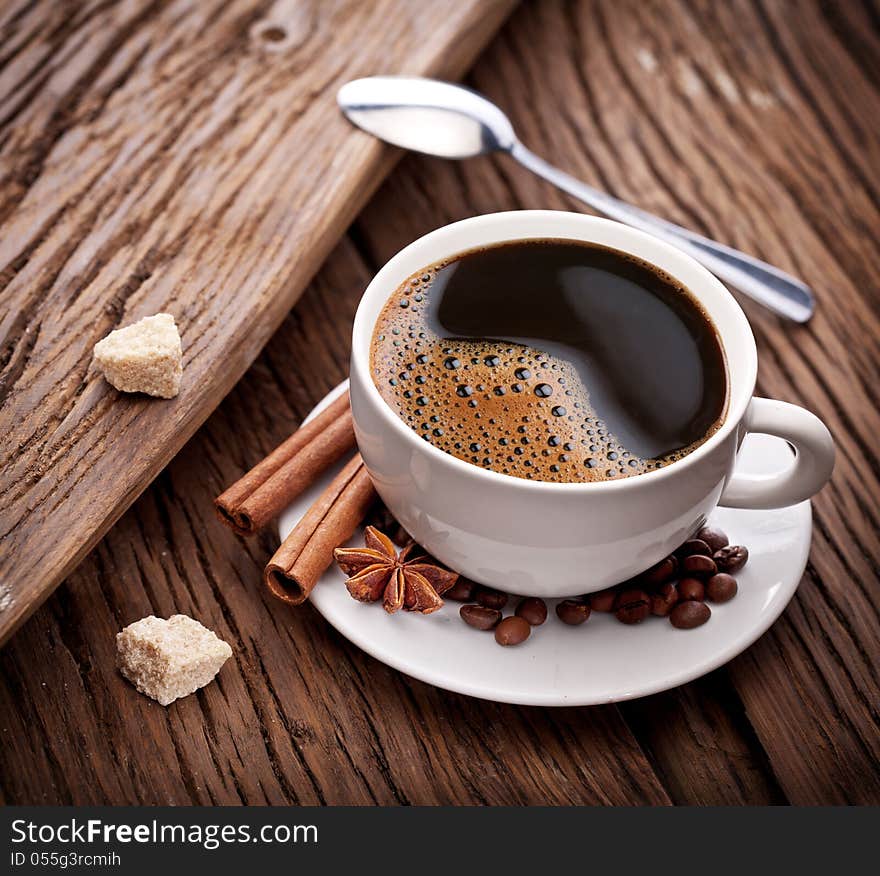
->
xmin=334 ymin=526 xmax=459 ymax=614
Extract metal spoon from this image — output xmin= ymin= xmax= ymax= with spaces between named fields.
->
xmin=338 ymin=76 xmax=814 ymax=322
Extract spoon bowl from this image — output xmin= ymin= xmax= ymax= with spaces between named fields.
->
xmin=338 ymin=76 xmax=514 ymax=158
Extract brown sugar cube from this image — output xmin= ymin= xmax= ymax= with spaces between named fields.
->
xmin=116 ymin=615 xmax=232 ymax=706
xmin=93 ymin=313 xmax=182 ymax=398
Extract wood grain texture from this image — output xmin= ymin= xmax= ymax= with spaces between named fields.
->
xmin=0 ymin=0 xmax=516 ymax=644
xmin=1 ymin=0 xmax=878 ymax=806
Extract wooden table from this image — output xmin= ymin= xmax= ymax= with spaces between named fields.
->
xmin=2 ymin=0 xmax=878 ymax=805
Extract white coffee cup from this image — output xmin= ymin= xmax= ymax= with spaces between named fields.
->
xmin=349 ymin=211 xmax=834 ymax=596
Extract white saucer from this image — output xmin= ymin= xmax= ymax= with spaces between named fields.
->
xmin=279 ymin=382 xmax=811 ymax=706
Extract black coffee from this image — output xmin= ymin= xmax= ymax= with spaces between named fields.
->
xmin=370 ymin=240 xmax=727 ymax=483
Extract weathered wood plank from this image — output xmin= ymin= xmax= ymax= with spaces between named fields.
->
xmin=0 ymin=0 xmax=516 ymax=645
xmin=619 ymin=673 xmax=786 ymax=805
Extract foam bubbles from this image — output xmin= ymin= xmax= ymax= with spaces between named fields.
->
xmin=370 ymin=266 xmax=684 ymax=483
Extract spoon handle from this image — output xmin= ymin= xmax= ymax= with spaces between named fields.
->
xmin=510 ymin=142 xmax=814 ymax=322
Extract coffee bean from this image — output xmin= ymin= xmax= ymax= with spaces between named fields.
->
xmin=364 ymin=504 xmax=410 ymax=546
xmin=476 ymin=587 xmax=509 ymax=610
xmin=670 ymin=600 xmax=711 ymax=629
xmin=556 ymin=599 xmax=591 ymax=625
xmin=651 ymin=582 xmax=678 ymax=616
xmin=681 ymin=554 xmax=717 ymax=577
xmin=495 ymin=615 xmax=531 ymax=646
xmin=697 ymin=526 xmax=729 ymax=553
xmin=460 ymin=604 xmax=501 ymax=631
xmin=446 ymin=577 xmax=477 ymax=602
xmin=516 ymin=597 xmax=548 ymax=626
xmin=714 ymin=545 xmax=749 ymax=573
xmin=641 ymin=556 xmax=678 ymax=586
xmin=678 ymin=577 xmax=705 ymax=602
xmin=706 ymin=573 xmax=738 ymax=603
xmin=614 ymin=588 xmax=651 ymax=624
xmin=589 ymin=589 xmax=617 ymax=612
xmin=677 ymin=539 xmax=712 ymax=558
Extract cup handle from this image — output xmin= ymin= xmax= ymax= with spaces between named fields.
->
xmin=718 ymin=397 xmax=835 ymax=509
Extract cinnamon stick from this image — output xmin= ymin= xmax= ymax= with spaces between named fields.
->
xmin=215 ymin=390 xmax=354 ymax=534
xmin=264 ymin=454 xmax=377 ymax=605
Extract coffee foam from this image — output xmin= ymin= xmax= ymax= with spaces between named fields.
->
xmin=371 ymin=267 xmax=699 ymax=483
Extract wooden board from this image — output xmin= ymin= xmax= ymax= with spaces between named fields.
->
xmin=0 ymin=0 xmax=516 ymax=645
xmin=1 ymin=0 xmax=878 ymax=805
